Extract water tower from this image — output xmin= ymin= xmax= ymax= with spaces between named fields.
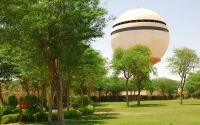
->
xmin=110 ymin=8 xmax=170 ymax=64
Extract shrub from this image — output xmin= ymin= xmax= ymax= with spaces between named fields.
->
xmin=52 ymin=112 xmax=58 ymax=121
xmin=23 ymin=95 xmax=40 ymax=114
xmin=191 ymin=93 xmax=197 ymax=98
xmin=83 ymin=95 xmax=90 ymax=106
xmin=1 ymin=114 xmax=18 ymax=124
xmin=63 ymin=105 xmax=94 ymax=119
xmin=3 ymin=106 xmax=19 ymax=115
xmin=84 ymin=105 xmax=94 ymax=114
xmin=173 ymin=94 xmax=179 ymax=99
xmin=22 ymin=110 xmax=35 ymax=122
xmin=0 ymin=104 xmax=3 ymax=124
xmin=184 ymin=94 xmax=189 ymax=99
xmin=4 ymin=95 xmax=19 ymax=108
xmin=34 ymin=112 xmax=48 ymax=122
xmin=70 ymin=96 xmax=81 ymax=109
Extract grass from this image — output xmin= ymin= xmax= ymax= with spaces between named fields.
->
xmin=5 ymin=100 xmax=200 ymax=125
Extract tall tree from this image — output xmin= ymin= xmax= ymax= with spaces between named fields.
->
xmin=166 ymin=47 xmax=199 ymax=104
xmin=0 ymin=45 xmax=19 ymax=106
xmin=103 ymin=77 xmax=125 ymax=101
xmin=128 ymin=45 xmax=152 ymax=105
xmin=129 ymin=78 xmax=138 ymax=100
xmin=152 ymin=77 xmax=178 ymax=100
xmin=111 ymin=45 xmax=151 ymax=106
xmin=112 ymin=48 xmax=132 ymax=106
xmin=186 ymin=71 xmax=200 ymax=97
xmin=1 ymin=0 xmax=109 ymax=124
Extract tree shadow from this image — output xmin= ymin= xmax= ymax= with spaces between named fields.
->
xmin=183 ymin=104 xmax=200 ymax=105
xmin=65 ymin=112 xmax=120 ymax=125
xmin=93 ymin=102 xmax=109 ymax=107
xmin=129 ymin=104 xmax=167 ymax=107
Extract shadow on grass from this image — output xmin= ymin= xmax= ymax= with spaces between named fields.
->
xmin=183 ymin=104 xmax=200 ymax=105
xmin=16 ymin=113 xmax=119 ymax=125
xmin=93 ymin=102 xmax=109 ymax=107
xmin=65 ymin=112 xmax=119 ymax=125
xmin=129 ymin=104 xmax=167 ymax=107
xmin=93 ymin=102 xmax=115 ymax=113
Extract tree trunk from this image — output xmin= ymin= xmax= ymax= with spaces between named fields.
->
xmin=137 ymin=82 xmax=141 ymax=105
xmin=0 ymin=83 xmax=5 ymax=106
xmin=80 ymin=83 xmax=84 ymax=108
xmin=47 ymin=79 xmax=55 ymax=124
xmin=134 ymin=91 xmax=136 ymax=101
xmin=88 ymin=80 xmax=93 ymax=101
xmin=180 ymin=86 xmax=183 ymax=104
xmin=98 ymin=90 xmax=101 ymax=102
xmin=162 ymin=91 xmax=165 ymax=100
xmin=21 ymin=79 xmax=29 ymax=95
xmin=125 ymin=78 xmax=129 ymax=106
xmin=40 ymin=82 xmax=47 ymax=115
xmin=47 ymin=59 xmax=64 ymax=125
xmin=66 ymin=82 xmax=70 ymax=111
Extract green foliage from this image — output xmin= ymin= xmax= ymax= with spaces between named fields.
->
xmin=186 ymin=70 xmax=200 ymax=94
xmin=0 ymin=104 xmax=3 ymax=124
xmin=34 ymin=112 xmax=48 ymax=122
xmin=22 ymin=110 xmax=36 ymax=122
xmin=3 ymin=107 xmax=18 ymax=115
xmin=173 ymin=94 xmax=179 ymax=99
xmin=166 ymin=47 xmax=200 ymax=104
xmin=70 ymin=96 xmax=82 ymax=109
xmin=191 ymin=92 xmax=197 ymax=98
xmin=70 ymin=95 xmax=90 ymax=109
xmin=4 ymin=95 xmax=19 ymax=108
xmin=64 ymin=105 xmax=94 ymax=119
xmin=23 ymin=95 xmax=40 ymax=114
xmin=83 ymin=95 xmax=90 ymax=107
xmin=103 ymin=77 xmax=125 ymax=98
xmin=1 ymin=105 xmax=94 ymax=124
xmin=1 ymin=114 xmax=18 ymax=124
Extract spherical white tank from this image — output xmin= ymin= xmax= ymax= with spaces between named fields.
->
xmin=110 ymin=8 xmax=170 ymax=64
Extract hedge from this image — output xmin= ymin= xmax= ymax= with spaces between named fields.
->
xmin=1 ymin=105 xmax=94 ymax=124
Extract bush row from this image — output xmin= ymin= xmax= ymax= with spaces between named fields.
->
xmin=91 ymin=94 xmax=182 ymax=102
xmin=1 ymin=105 xmax=94 ymax=124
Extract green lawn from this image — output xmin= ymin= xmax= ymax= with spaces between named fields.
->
xmin=7 ymin=100 xmax=200 ymax=125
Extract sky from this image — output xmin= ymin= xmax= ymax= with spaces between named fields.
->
xmin=91 ymin=0 xmax=200 ymax=81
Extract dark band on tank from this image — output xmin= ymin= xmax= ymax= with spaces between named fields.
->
xmin=113 ymin=19 xmax=166 ymax=28
xmin=111 ymin=26 xmax=169 ymax=35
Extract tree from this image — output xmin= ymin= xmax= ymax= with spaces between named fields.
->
xmin=111 ymin=45 xmax=152 ymax=105
xmin=153 ymin=77 xmax=178 ymax=100
xmin=0 ymin=45 xmax=19 ymax=106
xmin=165 ymin=79 xmax=179 ymax=99
xmin=166 ymin=47 xmax=200 ymax=104
xmin=103 ymin=77 xmax=125 ymax=101
xmin=111 ymin=48 xmax=132 ymax=106
xmin=129 ymin=78 xmax=138 ymax=100
xmin=72 ymin=47 xmax=107 ymax=107
xmin=128 ymin=45 xmax=152 ymax=105
xmin=186 ymin=71 xmax=200 ymax=97
xmin=1 ymin=1 xmax=109 ymax=124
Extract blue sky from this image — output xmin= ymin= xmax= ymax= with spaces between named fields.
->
xmin=92 ymin=0 xmax=200 ymax=80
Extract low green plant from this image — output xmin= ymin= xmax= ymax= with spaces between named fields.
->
xmin=34 ymin=112 xmax=48 ymax=122
xmin=52 ymin=112 xmax=58 ymax=121
xmin=0 ymin=104 xmax=3 ymax=125
xmin=1 ymin=114 xmax=18 ymax=124
xmin=22 ymin=110 xmax=36 ymax=122
xmin=83 ymin=95 xmax=90 ymax=106
xmin=23 ymin=95 xmax=40 ymax=114
xmin=4 ymin=95 xmax=19 ymax=108
xmin=70 ymin=96 xmax=81 ymax=109
xmin=3 ymin=106 xmax=19 ymax=115
xmin=191 ymin=92 xmax=197 ymax=98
